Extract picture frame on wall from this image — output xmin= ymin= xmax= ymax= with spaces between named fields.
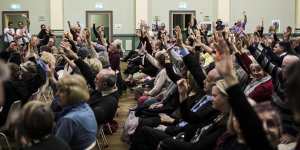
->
xmin=272 ymin=19 xmax=280 ymax=33
xmin=199 ymin=21 xmax=213 ymax=35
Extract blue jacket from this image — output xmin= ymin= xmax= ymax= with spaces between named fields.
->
xmin=54 ymin=102 xmax=97 ymax=150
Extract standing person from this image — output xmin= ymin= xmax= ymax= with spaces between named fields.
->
xmin=15 ymin=15 xmax=31 ymax=46
xmin=232 ymin=11 xmax=247 ymax=37
xmin=3 ymin=22 xmax=15 ymax=48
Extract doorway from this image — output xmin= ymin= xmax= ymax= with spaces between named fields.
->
xmin=169 ymin=10 xmax=196 ymax=40
xmin=86 ymin=11 xmax=113 ymax=42
xmin=2 ymin=11 xmax=29 ymax=32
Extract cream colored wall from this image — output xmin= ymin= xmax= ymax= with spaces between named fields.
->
xmin=0 ymin=0 xmax=298 ymax=35
xmin=296 ymin=0 xmax=300 ymax=28
xmin=217 ymin=0 xmax=230 ymax=23
xmin=148 ymin=0 xmax=218 ymax=32
xmin=50 ymin=0 xmax=63 ymax=30
xmin=230 ymin=0 xmax=296 ymax=33
xmin=0 ymin=0 xmax=50 ymax=34
xmin=63 ymin=0 xmax=135 ymax=34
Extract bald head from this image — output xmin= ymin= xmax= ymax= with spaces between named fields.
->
xmin=282 ymin=55 xmax=300 ymax=79
xmin=95 ymin=69 xmax=117 ymax=91
xmin=282 ymin=55 xmax=299 ymax=68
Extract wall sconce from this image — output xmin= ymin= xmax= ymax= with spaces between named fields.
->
xmin=178 ymin=2 xmax=187 ymax=9
xmin=95 ymin=3 xmax=103 ymax=9
xmin=10 ymin=4 xmax=21 ymax=10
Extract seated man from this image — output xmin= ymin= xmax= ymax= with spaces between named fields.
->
xmin=89 ymin=68 xmax=119 ymax=125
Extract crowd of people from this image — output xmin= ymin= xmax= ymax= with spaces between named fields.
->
xmin=0 ymin=12 xmax=300 ymax=150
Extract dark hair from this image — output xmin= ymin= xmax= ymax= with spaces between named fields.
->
xmin=277 ymin=41 xmax=291 ymax=52
xmin=8 ymin=22 xmax=13 ymax=25
xmin=40 ymin=24 xmax=46 ymax=28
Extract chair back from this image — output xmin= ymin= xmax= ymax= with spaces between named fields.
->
xmin=2 ymin=100 xmax=21 ymax=130
xmin=0 ymin=132 xmax=11 ymax=150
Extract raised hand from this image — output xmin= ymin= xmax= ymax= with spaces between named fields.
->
xmin=214 ymin=36 xmax=238 ymax=87
xmin=177 ymin=79 xmax=189 ymax=103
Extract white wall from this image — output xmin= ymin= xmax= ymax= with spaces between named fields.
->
xmin=230 ymin=0 xmax=296 ymax=33
xmin=148 ymin=0 xmax=218 ymax=32
xmin=296 ymin=0 xmax=300 ymax=28
xmin=0 ymin=0 xmax=50 ymax=34
xmin=63 ymin=0 xmax=135 ymax=35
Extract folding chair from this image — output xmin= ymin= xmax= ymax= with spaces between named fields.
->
xmin=96 ymin=125 xmax=109 ymax=150
xmin=0 ymin=132 xmax=11 ymax=150
xmin=1 ymin=100 xmax=21 ymax=130
xmin=86 ymin=141 xmax=97 ymax=150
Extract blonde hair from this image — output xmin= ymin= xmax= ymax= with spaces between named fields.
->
xmin=84 ymin=58 xmax=103 ymax=74
xmin=57 ymin=74 xmax=90 ymax=104
xmin=216 ymin=80 xmax=228 ymax=96
xmin=40 ymin=51 xmax=56 ymax=68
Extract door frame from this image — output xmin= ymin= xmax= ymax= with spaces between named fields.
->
xmin=169 ymin=10 xmax=196 ymax=36
xmin=86 ymin=10 xmax=113 ymax=42
xmin=2 ymin=11 xmax=29 ymax=32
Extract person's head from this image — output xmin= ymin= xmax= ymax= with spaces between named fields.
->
xmin=40 ymin=52 xmax=56 ymax=69
xmin=273 ymin=41 xmax=289 ymax=55
xmin=185 ymin=37 xmax=195 ymax=46
xmin=30 ymin=35 xmax=40 ymax=47
xmin=20 ymin=61 xmax=37 ymax=80
xmin=250 ymin=63 xmax=266 ymax=79
xmin=204 ymin=69 xmax=221 ymax=94
xmin=254 ymin=102 xmax=282 ymax=147
xmin=8 ymin=22 xmax=13 ymax=28
xmin=282 ymin=55 xmax=300 ymax=79
xmin=84 ymin=58 xmax=103 ymax=75
xmin=285 ymin=26 xmax=292 ymax=33
xmin=57 ymin=75 xmax=90 ymax=107
xmin=228 ymin=101 xmax=281 ymax=147
xmin=18 ymin=21 xmax=24 ymax=28
xmin=19 ymin=101 xmax=54 ymax=142
xmin=108 ymin=42 xmax=121 ymax=53
xmin=95 ymin=69 xmax=117 ymax=92
xmin=97 ymin=25 xmax=104 ymax=32
xmin=211 ymin=80 xmax=230 ymax=113
xmin=47 ymin=37 xmax=55 ymax=47
xmin=154 ymin=51 xmax=166 ymax=68
xmin=40 ymin=24 xmax=46 ymax=30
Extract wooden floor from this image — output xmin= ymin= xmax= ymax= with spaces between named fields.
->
xmin=101 ymin=62 xmax=135 ymax=150
xmin=104 ymin=90 xmax=135 ymax=150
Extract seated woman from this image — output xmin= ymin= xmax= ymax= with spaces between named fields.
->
xmin=244 ymin=63 xmax=273 ymax=103
xmin=16 ymin=101 xmax=70 ymax=150
xmin=130 ymin=80 xmax=230 ymax=150
xmin=53 ymin=74 xmax=97 ymax=150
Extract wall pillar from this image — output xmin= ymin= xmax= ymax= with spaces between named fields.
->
xmin=50 ymin=0 xmax=64 ymax=30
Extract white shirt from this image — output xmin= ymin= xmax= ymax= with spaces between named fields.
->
xmin=16 ymin=27 xmax=31 ymax=45
xmin=3 ymin=27 xmax=15 ymax=43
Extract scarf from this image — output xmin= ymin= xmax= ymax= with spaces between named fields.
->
xmin=244 ymin=75 xmax=271 ymax=96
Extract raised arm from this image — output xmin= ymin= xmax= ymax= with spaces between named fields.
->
xmin=93 ymin=24 xmax=100 ymax=39
xmin=215 ymin=37 xmax=274 ymax=150
xmin=247 ymin=44 xmax=281 ymax=80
